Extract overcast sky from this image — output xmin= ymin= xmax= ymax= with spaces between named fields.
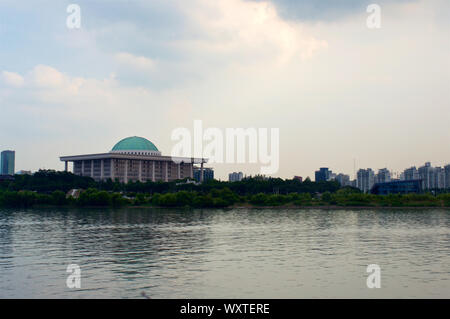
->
xmin=0 ymin=0 xmax=449 ymax=180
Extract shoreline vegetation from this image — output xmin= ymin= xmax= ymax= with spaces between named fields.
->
xmin=1 ymin=170 xmax=449 ymax=209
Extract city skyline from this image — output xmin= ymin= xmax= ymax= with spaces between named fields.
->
xmin=5 ymin=138 xmax=449 ymax=187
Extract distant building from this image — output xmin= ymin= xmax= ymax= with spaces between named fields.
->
xmin=371 ymin=180 xmax=422 ymax=195
xmin=445 ymin=165 xmax=450 ymax=189
xmin=293 ymin=176 xmax=303 ymax=182
xmin=194 ymin=167 xmax=214 ymax=183
xmin=435 ymin=167 xmax=445 ymax=189
xmin=418 ymin=162 xmax=436 ymax=190
xmin=357 ymin=168 xmax=375 ymax=193
xmin=60 ymin=136 xmax=206 ymax=183
xmin=315 ymin=168 xmax=331 ymax=182
xmin=229 ymin=172 xmax=243 ymax=182
xmin=375 ymin=168 xmax=391 ymax=184
xmin=403 ymin=166 xmax=419 ymax=181
xmin=1 ymin=150 xmax=15 ymax=175
xmin=335 ymin=173 xmax=350 ymax=186
xmin=16 ymin=170 xmax=32 ymax=175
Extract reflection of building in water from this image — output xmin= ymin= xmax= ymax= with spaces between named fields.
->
xmin=60 ymin=136 xmax=207 ymax=183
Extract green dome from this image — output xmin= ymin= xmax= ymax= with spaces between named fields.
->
xmin=111 ymin=136 xmax=159 ymax=152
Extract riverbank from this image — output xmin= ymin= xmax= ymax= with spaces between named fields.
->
xmin=1 ymin=185 xmax=450 ymax=209
xmin=24 ymin=202 xmax=450 ymax=210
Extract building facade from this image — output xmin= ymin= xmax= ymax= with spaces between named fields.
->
xmin=1 ymin=150 xmax=15 ymax=175
xmin=194 ymin=167 xmax=214 ymax=183
xmin=60 ymin=136 xmax=207 ymax=183
xmin=371 ymin=180 xmax=422 ymax=195
xmin=418 ymin=162 xmax=435 ymax=189
xmin=403 ymin=166 xmax=419 ymax=181
xmin=335 ymin=173 xmax=350 ymax=186
xmin=315 ymin=168 xmax=331 ymax=182
xmin=357 ymin=168 xmax=375 ymax=193
xmin=375 ymin=168 xmax=391 ymax=184
xmin=229 ymin=172 xmax=244 ymax=182
xmin=445 ymin=165 xmax=450 ymax=189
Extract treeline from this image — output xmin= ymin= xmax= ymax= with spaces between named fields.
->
xmin=1 ymin=170 xmax=341 ymax=195
xmin=1 ymin=170 xmax=97 ymax=193
xmin=0 ymin=189 xmax=130 ymax=208
xmin=1 ymin=171 xmax=449 ymax=209
xmin=1 ymin=187 xmax=449 ymax=209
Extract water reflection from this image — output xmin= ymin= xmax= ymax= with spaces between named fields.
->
xmin=0 ymin=207 xmax=449 ymax=298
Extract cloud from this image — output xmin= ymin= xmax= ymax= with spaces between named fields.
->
xmin=114 ymin=52 xmax=156 ymax=71
xmin=1 ymin=71 xmax=25 ymax=87
xmin=177 ymin=0 xmax=328 ymax=64
xmin=253 ymin=0 xmax=417 ymax=21
xmin=30 ymin=65 xmax=66 ymax=88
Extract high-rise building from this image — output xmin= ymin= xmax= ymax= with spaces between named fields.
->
xmin=315 ymin=168 xmax=331 ymax=182
xmin=418 ymin=162 xmax=435 ymax=190
xmin=1 ymin=150 xmax=15 ymax=175
xmin=357 ymin=168 xmax=375 ymax=193
xmin=194 ymin=167 xmax=214 ymax=183
xmin=435 ymin=167 xmax=445 ymax=189
xmin=445 ymin=165 xmax=450 ymax=189
xmin=229 ymin=172 xmax=243 ymax=182
xmin=403 ymin=166 xmax=419 ymax=181
xmin=375 ymin=168 xmax=391 ymax=184
xmin=336 ymin=173 xmax=350 ymax=186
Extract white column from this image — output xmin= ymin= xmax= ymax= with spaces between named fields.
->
xmin=165 ymin=161 xmax=168 ymax=182
xmin=91 ymin=160 xmax=94 ymax=178
xmin=200 ymin=161 xmax=204 ymax=183
xmin=139 ymin=160 xmax=142 ymax=182
xmin=100 ymin=159 xmax=104 ymax=180
xmin=177 ymin=163 xmax=181 ymax=179
xmin=81 ymin=160 xmax=85 ymax=176
xmin=111 ymin=159 xmax=115 ymax=181
xmin=124 ymin=160 xmax=128 ymax=183
xmin=152 ymin=161 xmax=155 ymax=182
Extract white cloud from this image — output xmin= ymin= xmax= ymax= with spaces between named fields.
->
xmin=30 ymin=65 xmax=66 ymax=88
xmin=1 ymin=71 xmax=25 ymax=87
xmin=177 ymin=0 xmax=328 ymax=64
xmin=114 ymin=52 xmax=156 ymax=71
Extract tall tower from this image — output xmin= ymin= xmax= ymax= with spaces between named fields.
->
xmin=1 ymin=150 xmax=15 ymax=175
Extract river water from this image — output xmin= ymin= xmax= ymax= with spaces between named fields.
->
xmin=0 ymin=207 xmax=448 ymax=298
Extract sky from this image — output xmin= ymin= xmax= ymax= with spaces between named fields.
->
xmin=0 ymin=0 xmax=449 ymax=180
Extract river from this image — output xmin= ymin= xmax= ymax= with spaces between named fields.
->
xmin=0 ymin=207 xmax=448 ymax=298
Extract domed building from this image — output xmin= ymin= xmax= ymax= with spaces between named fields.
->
xmin=60 ymin=136 xmax=207 ymax=183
